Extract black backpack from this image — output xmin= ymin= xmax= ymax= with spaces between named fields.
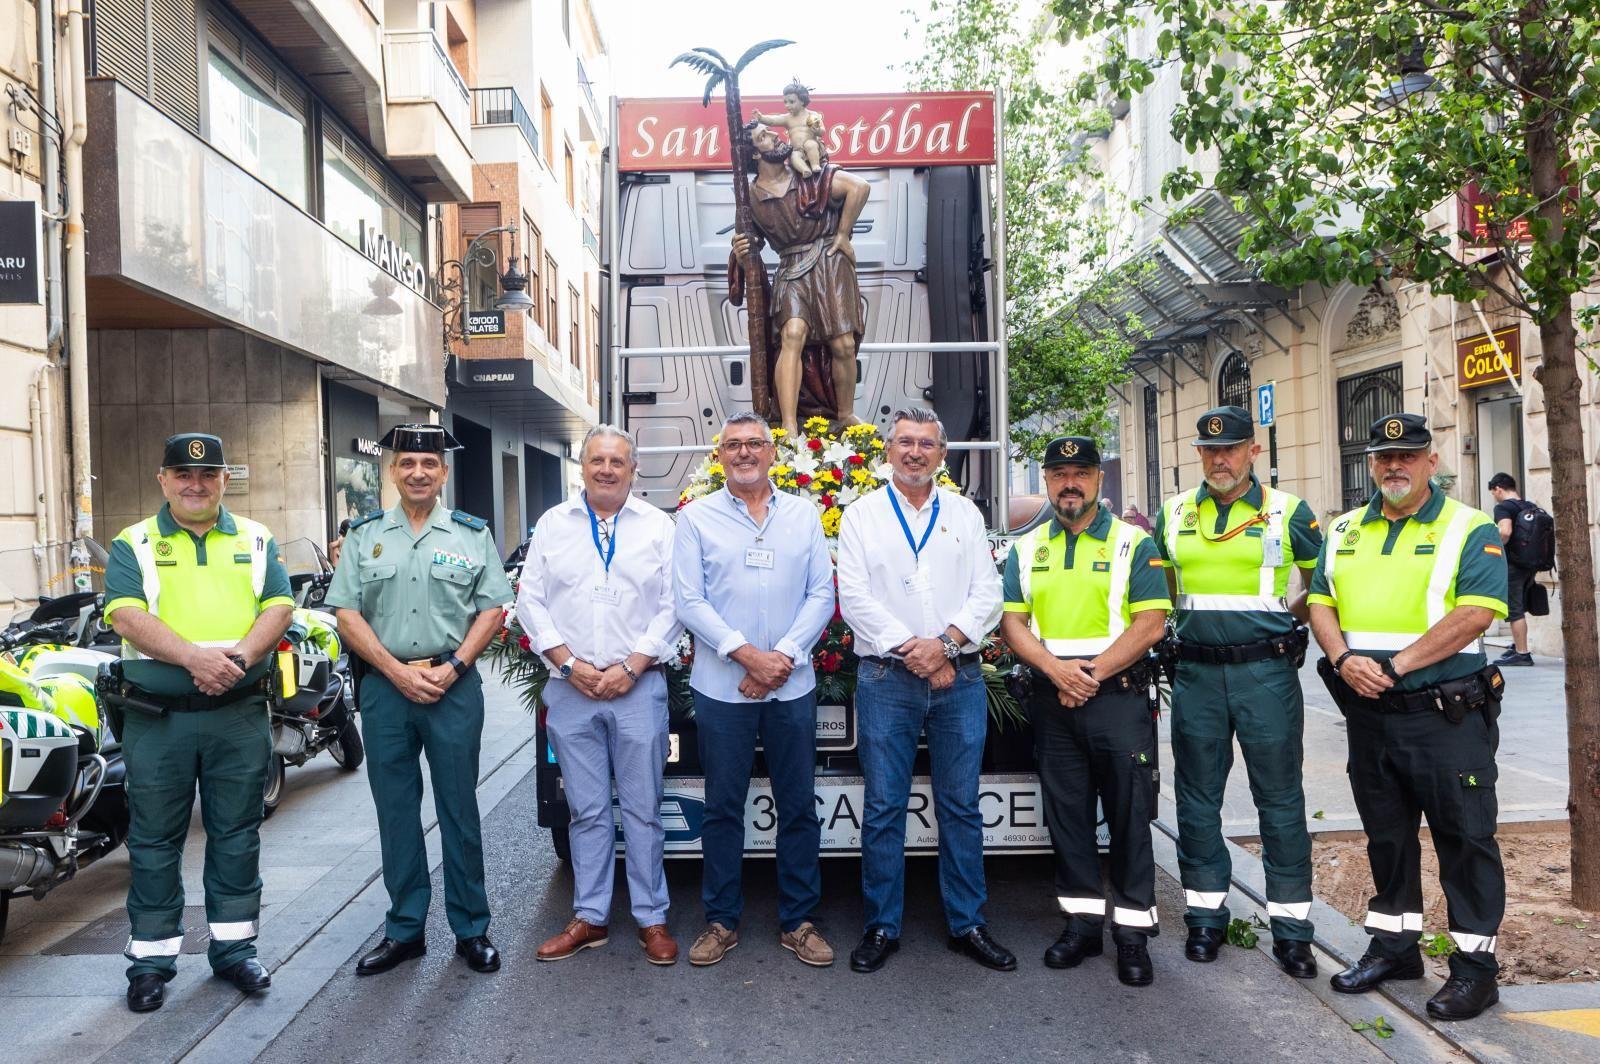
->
xmin=1506 ymin=500 xmax=1556 ymax=572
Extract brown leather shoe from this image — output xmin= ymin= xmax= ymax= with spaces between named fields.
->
xmin=779 ymin=922 xmax=835 ymax=967
xmin=639 ymin=924 xmax=679 ymax=965
xmin=536 ymin=917 xmax=608 ymax=961
xmin=688 ymin=922 xmax=739 ymax=966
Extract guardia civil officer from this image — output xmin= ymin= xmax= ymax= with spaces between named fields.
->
xmin=1309 ymin=413 xmax=1508 ymax=1020
xmin=1154 ymin=406 xmax=1321 ymax=976
xmin=326 ymin=424 xmax=514 ymax=976
xmin=999 ymin=437 xmax=1171 ymax=986
xmin=103 ymin=433 xmax=295 ymax=1012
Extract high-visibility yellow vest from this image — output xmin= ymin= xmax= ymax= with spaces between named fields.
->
xmin=1013 ymin=516 xmax=1144 ymax=656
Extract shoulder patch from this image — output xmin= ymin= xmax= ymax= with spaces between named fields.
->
xmin=451 ymin=510 xmax=488 ymax=531
xmin=348 ymin=511 xmax=385 ymax=531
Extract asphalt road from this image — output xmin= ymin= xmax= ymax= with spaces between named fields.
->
xmin=255 ymin=774 xmax=1383 ymax=1064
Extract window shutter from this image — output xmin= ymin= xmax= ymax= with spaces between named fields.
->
xmin=459 ymin=204 xmax=501 ymax=239
xmin=89 ymin=0 xmax=199 ymax=132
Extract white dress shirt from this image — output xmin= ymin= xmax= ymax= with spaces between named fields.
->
xmin=515 ymin=491 xmax=683 ymax=668
xmin=836 ymin=481 xmax=1003 ymax=659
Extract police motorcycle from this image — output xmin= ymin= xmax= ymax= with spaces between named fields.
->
xmin=0 ymin=587 xmax=127 ymax=943
xmin=261 ymin=539 xmax=362 ymax=817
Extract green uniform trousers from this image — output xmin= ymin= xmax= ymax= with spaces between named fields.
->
xmin=359 ymin=667 xmax=490 ymax=943
xmin=1172 ymin=658 xmax=1314 ymax=941
xmin=122 ymin=694 xmax=271 ymax=980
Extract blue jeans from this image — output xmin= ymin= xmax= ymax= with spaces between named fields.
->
xmin=694 ymin=690 xmax=821 ymax=932
xmin=856 ymin=659 xmax=989 ymax=938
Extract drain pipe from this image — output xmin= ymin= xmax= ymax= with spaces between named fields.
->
xmin=38 ymin=0 xmax=64 ymax=351
xmin=29 ymin=367 xmax=52 ymax=592
xmin=63 ymin=0 xmax=92 ymax=588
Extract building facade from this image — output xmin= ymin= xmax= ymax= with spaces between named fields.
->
xmin=1083 ymin=39 xmax=1598 ymax=657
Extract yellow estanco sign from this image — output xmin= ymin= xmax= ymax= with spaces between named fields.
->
xmin=1456 ymin=325 xmax=1521 ymax=390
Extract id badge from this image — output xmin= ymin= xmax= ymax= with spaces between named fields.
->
xmin=745 ymin=547 xmax=775 ymax=569
xmin=1262 ymin=535 xmax=1284 ymax=569
xmin=590 ymin=584 xmax=622 ymax=606
xmin=901 ymin=570 xmax=931 ymax=595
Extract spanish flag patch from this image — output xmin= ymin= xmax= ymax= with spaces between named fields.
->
xmin=1484 ymin=544 xmax=1503 ymax=556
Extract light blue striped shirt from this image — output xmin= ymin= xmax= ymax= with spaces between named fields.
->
xmin=672 ymin=483 xmax=835 ymax=702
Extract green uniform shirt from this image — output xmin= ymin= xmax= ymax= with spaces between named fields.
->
xmin=325 ymin=501 xmax=513 ymax=660
xmin=103 ymin=503 xmax=294 ymax=694
xmin=1002 ymin=506 xmax=1170 ymax=654
xmin=1154 ymin=475 xmax=1322 ymax=645
xmin=1309 ymin=486 xmax=1507 ymax=691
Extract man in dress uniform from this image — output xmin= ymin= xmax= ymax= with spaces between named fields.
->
xmin=516 ymin=425 xmax=684 ymax=965
xmin=998 ymin=436 xmax=1170 ymax=985
xmin=836 ymin=408 xmax=1011 ymax=973
xmin=1309 ymin=413 xmax=1508 ymax=1020
xmin=326 ymin=424 xmax=513 ymax=976
xmin=1154 ymin=406 xmax=1321 ymax=976
xmin=103 ymin=433 xmax=295 ymax=1012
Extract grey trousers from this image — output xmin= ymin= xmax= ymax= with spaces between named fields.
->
xmin=544 ymin=670 xmax=672 ymax=927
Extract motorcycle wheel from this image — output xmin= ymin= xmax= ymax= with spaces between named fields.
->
xmin=551 ymin=825 xmax=572 ymax=863
xmin=262 ymin=755 xmax=286 ymax=819
xmin=329 ymin=720 xmax=364 ymax=772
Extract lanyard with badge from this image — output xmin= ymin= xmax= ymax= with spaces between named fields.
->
xmin=1197 ymin=489 xmax=1282 ymax=567
xmin=585 ymin=495 xmax=622 ymax=605
xmin=743 ymin=491 xmax=776 ymax=570
xmin=888 ymin=488 xmax=938 ymax=595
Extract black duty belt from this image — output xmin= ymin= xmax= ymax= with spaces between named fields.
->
xmin=131 ymin=677 xmax=270 ymax=712
xmin=1175 ymin=627 xmax=1308 ymax=666
xmin=863 ymin=652 xmax=982 ymax=670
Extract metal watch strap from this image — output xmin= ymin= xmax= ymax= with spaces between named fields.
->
xmin=558 ymin=659 xmax=574 ymax=678
xmin=621 ymin=660 xmax=638 ymax=680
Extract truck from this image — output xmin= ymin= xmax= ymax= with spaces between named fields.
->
xmin=531 ymin=88 xmax=1083 ymax=860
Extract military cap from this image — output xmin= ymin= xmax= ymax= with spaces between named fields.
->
xmin=162 ymin=432 xmax=226 ymax=468
xmin=379 ymin=423 xmax=463 ymax=454
xmin=1192 ymin=405 xmax=1254 ymax=447
xmin=1042 ymin=436 xmax=1102 ymax=467
xmin=1365 ymin=412 xmax=1431 ymax=453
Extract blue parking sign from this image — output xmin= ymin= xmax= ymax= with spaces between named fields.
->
xmin=1257 ymin=382 xmax=1275 ymax=427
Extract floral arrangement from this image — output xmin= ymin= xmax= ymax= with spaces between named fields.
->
xmin=676 ymin=416 xmax=956 ymax=537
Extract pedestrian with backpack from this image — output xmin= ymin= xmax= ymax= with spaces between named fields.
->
xmin=1486 ymin=473 xmax=1555 ymax=666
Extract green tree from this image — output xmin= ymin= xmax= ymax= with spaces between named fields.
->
xmin=905 ymin=0 xmax=1135 ymax=460
xmin=1053 ymin=0 xmax=1600 ymax=907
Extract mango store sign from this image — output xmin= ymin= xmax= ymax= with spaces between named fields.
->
xmin=358 ymin=221 xmax=427 ymax=293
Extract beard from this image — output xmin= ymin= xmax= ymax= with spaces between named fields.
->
xmin=1052 ymin=490 xmax=1093 ymax=523
xmin=1204 ymin=467 xmax=1247 ymax=496
xmin=1378 ymin=475 xmax=1412 ymax=504
xmin=756 ymin=141 xmax=793 ymax=165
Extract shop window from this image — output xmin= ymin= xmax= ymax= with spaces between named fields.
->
xmin=322 ymin=120 xmax=425 ymax=262
xmin=203 ymin=23 xmax=309 ymax=207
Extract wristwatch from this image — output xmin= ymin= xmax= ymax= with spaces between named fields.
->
xmin=557 ymin=659 xmax=574 ymax=679
xmin=939 ymin=634 xmax=962 ymax=659
xmin=1380 ymin=657 xmax=1403 ymax=682
xmin=446 ymin=653 xmax=469 ymax=678
xmin=621 ymin=661 xmax=639 ymax=680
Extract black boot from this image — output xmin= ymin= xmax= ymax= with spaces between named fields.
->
xmin=1426 ymin=975 xmax=1499 ymax=1020
xmin=1044 ymin=929 xmax=1103 ymax=969
xmin=1116 ymin=940 xmax=1154 ymax=987
xmin=214 ymin=957 xmax=272 ymax=992
xmin=356 ymin=937 xmax=427 ymax=976
xmin=849 ymin=928 xmax=899 ymax=973
xmin=126 ymin=974 xmax=165 ymax=1013
xmin=1185 ymin=926 xmax=1224 ymax=963
xmin=1272 ymin=939 xmax=1318 ymax=979
xmin=1329 ymin=949 xmax=1424 ymax=994
xmin=456 ymin=935 xmax=501 ymax=973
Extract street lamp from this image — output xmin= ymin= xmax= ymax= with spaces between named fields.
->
xmin=438 ymin=223 xmax=534 ymax=346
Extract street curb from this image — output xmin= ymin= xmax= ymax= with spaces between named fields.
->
xmin=97 ymin=733 xmax=537 ymax=1064
xmin=1152 ymin=803 xmax=1600 ymax=1063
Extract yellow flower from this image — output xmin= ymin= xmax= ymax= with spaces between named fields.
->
xmin=804 ymin=415 xmax=831 ymax=433
xmin=773 ymin=463 xmax=792 ymax=477
xmin=771 ymin=427 xmax=788 ymax=438
xmin=820 ymin=507 xmax=842 ymax=536
xmin=871 ymin=439 xmax=885 ymax=450
xmin=818 ymin=469 xmax=837 ymax=485
xmin=851 ymin=468 xmax=873 ymax=485
xmin=708 ymin=463 xmax=724 ymax=478
xmin=711 ymin=433 xmax=721 ymax=444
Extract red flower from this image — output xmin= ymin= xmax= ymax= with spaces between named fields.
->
xmin=820 ymin=494 xmax=834 ymax=508
xmin=841 ymin=632 xmax=852 ymax=646
xmin=796 ymin=473 xmax=812 ymax=487
xmin=807 ymin=438 xmax=823 ymax=451
xmin=517 ymin=634 xmax=532 ymax=652
xmin=848 ymin=454 xmax=864 ymax=465
xmin=830 ymin=467 xmax=843 ymax=481
xmin=819 ymin=651 xmax=843 ymax=673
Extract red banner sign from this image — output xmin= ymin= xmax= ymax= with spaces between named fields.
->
xmin=1458 ymin=183 xmax=1534 ymax=246
xmin=618 ymin=92 xmax=996 ymax=172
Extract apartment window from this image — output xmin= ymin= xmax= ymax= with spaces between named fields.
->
xmin=564 ymin=144 xmax=576 ymax=209
xmin=1216 ymin=350 xmax=1252 ymax=410
xmin=322 ymin=119 xmax=425 ymax=261
xmin=203 ymin=16 xmax=310 ymax=207
xmin=545 ymin=255 xmax=559 ymax=346
xmin=523 ymin=212 xmax=543 ymax=329
xmin=591 ymin=304 xmax=601 ymax=379
xmin=569 ymin=286 xmax=581 ymax=366
xmin=540 ymin=87 xmax=555 ymax=168
xmin=1338 ymin=365 xmax=1405 ymax=510
xmin=1142 ymin=384 xmax=1161 ymax=513
xmin=459 ymin=204 xmax=504 ymax=318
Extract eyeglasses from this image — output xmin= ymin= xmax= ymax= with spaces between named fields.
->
xmin=891 ymin=438 xmax=941 ymax=452
xmin=719 ymin=439 xmax=770 ymax=454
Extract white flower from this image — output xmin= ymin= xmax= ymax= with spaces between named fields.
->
xmin=791 ymin=450 xmax=821 ymax=477
xmin=835 ymin=484 xmax=861 ymax=506
xmin=871 ymin=461 xmax=893 ymax=481
xmin=822 ymin=440 xmax=856 ymax=468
